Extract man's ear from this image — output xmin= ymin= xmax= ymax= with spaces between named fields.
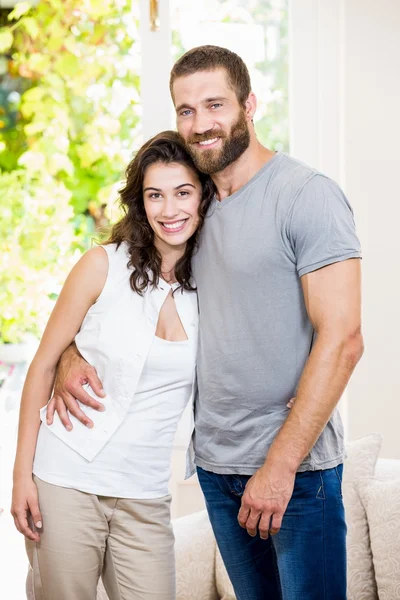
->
xmin=245 ymin=92 xmax=257 ymax=122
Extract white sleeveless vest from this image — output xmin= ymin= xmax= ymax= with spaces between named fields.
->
xmin=38 ymin=242 xmax=197 ymax=479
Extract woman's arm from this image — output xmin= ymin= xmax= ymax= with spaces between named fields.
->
xmin=11 ymin=246 xmax=108 ymax=540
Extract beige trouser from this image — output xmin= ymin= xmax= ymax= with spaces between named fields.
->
xmin=26 ymin=476 xmax=175 ymax=600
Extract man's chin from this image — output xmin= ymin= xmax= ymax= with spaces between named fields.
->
xmin=190 ymin=149 xmax=223 ymax=174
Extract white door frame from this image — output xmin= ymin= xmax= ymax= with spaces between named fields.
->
xmin=140 ymin=0 xmax=174 ymax=139
xmin=289 ymin=0 xmax=344 ymax=182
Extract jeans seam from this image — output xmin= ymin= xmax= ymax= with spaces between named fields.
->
xmin=322 ymin=491 xmax=327 ymax=599
xmin=271 ymin=542 xmax=283 ymax=600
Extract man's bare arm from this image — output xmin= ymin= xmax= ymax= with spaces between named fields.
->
xmin=46 ymin=343 xmax=106 ymax=430
xmin=238 ymin=258 xmax=363 ymax=538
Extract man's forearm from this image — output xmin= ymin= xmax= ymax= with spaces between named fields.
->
xmin=265 ymin=329 xmax=364 ymax=473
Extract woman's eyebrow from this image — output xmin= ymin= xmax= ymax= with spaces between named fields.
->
xmin=143 ymin=183 xmax=196 ymax=192
xmin=174 ymin=183 xmax=196 ymax=190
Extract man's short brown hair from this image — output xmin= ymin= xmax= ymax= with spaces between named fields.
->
xmin=170 ymin=45 xmax=251 ymax=107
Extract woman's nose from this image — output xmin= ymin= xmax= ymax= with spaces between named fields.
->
xmin=161 ymin=196 xmax=179 ymax=218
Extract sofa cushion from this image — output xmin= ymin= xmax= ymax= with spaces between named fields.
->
xmin=375 ymin=458 xmax=400 ymax=481
xmin=358 ymin=479 xmax=400 ymax=600
xmin=173 ymin=510 xmax=219 ymax=600
xmin=343 ymin=433 xmax=382 ymax=600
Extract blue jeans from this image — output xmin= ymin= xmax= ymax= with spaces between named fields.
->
xmin=197 ymin=465 xmax=347 ymax=600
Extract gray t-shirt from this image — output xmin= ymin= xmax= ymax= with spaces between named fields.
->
xmin=192 ymin=152 xmax=361 ymax=475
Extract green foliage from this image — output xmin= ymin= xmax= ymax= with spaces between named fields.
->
xmin=0 ymin=169 xmax=77 ymax=343
xmin=0 ymin=0 xmax=141 ymax=342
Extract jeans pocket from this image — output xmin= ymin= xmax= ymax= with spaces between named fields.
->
xmin=316 ymin=471 xmax=325 ymax=500
xmin=334 ymin=465 xmax=343 ymax=497
xmin=317 ymin=466 xmax=343 ymax=501
xmin=222 ymin=474 xmax=247 ymax=497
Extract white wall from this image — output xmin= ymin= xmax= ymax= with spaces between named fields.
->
xmin=344 ymin=0 xmax=400 ymax=458
xmin=290 ymin=0 xmax=400 ymax=458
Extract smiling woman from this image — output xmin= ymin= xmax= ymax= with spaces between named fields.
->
xmin=10 ymin=130 xmax=215 ymax=599
xmin=107 ymin=130 xmax=215 ymax=293
xmin=143 ymin=162 xmax=202 ymax=258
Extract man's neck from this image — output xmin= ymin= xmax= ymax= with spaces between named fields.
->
xmin=212 ymin=139 xmax=276 ymax=201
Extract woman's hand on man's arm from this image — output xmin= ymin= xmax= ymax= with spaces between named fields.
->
xmin=46 ymin=342 xmax=106 ymax=430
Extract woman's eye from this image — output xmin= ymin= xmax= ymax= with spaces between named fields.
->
xmin=177 ymin=190 xmax=189 ymax=197
xmin=149 ymin=193 xmax=161 ymax=199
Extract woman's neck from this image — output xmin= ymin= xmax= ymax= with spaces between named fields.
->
xmin=156 ymin=240 xmax=186 ymax=283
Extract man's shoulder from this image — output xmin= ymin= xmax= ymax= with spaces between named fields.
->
xmin=271 ymin=152 xmax=320 ymax=192
xmin=263 ymin=153 xmax=346 ymax=215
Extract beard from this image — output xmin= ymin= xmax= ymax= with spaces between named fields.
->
xmin=184 ymin=109 xmax=251 ymax=175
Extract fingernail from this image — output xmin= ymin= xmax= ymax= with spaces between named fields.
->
xmin=99 ymin=405 xmax=105 ymax=412
xmin=86 ymin=423 xmax=93 ymax=429
xmin=66 ymin=425 xmax=72 ymax=431
xmin=36 ymin=521 xmax=42 ymax=528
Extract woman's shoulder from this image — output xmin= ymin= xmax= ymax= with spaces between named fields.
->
xmin=73 ymin=246 xmax=109 ymax=285
xmin=77 ymin=242 xmax=130 ymax=292
xmin=82 ymin=245 xmax=109 ymax=267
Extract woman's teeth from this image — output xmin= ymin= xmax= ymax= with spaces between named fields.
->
xmin=162 ymin=220 xmax=186 ymax=230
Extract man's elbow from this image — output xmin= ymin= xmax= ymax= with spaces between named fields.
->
xmin=342 ymin=328 xmax=364 ymax=369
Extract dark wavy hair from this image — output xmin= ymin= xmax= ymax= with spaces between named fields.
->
xmin=106 ymin=130 xmax=215 ymax=294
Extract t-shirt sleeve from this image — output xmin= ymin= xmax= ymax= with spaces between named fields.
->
xmin=286 ymin=174 xmax=362 ymax=277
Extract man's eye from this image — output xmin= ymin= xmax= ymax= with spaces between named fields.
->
xmin=211 ymin=103 xmax=222 ymax=109
xmin=180 ymin=109 xmax=192 ymax=116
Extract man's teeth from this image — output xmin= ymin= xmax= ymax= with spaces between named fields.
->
xmin=162 ymin=220 xmax=186 ymax=230
xmin=198 ymin=138 xmax=219 ymax=146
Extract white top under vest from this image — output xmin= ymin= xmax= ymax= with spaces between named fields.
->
xmin=33 ymin=242 xmax=198 ymax=498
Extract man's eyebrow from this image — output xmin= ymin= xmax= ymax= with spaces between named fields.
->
xmin=175 ymin=102 xmax=194 ymax=113
xmin=205 ymin=96 xmax=228 ymax=103
xmin=175 ymin=97 xmax=228 ymax=113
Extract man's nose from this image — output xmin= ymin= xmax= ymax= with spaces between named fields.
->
xmin=192 ymin=110 xmax=215 ymax=135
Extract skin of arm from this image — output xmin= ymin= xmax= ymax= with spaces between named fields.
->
xmin=11 ymin=247 xmax=108 ymax=541
xmin=238 ymin=258 xmax=364 ymax=539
